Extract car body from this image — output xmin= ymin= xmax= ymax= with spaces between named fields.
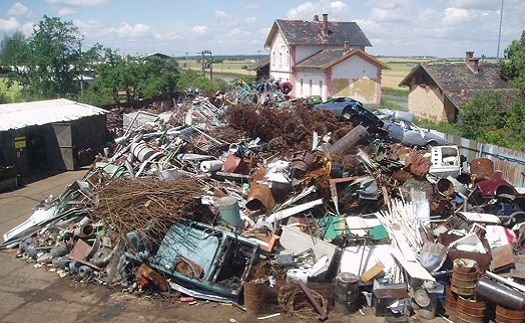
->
xmin=374 ymin=109 xmax=414 ymax=122
xmin=312 ymin=97 xmax=385 ymax=130
xmin=383 ymin=118 xmax=445 ymax=147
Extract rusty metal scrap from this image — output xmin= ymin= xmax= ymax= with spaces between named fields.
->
xmin=92 ymin=176 xmax=204 ymax=247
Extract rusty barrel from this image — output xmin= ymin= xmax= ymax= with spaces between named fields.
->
xmin=451 ymin=258 xmax=479 ymax=296
xmin=475 ymin=277 xmax=525 ymax=310
xmin=445 ymin=283 xmax=458 ymax=321
xmin=456 ymin=296 xmax=486 ymax=323
xmin=496 ymin=304 xmax=525 ymax=323
xmin=334 ymin=272 xmax=359 ymax=313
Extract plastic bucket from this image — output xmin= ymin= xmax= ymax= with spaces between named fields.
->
xmin=215 ymin=196 xmax=242 ymax=228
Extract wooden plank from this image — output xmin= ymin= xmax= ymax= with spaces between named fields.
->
xmin=491 ymin=244 xmax=514 ymax=270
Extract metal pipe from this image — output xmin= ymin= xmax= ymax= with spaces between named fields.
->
xmin=297 ymin=279 xmax=328 ymax=321
xmin=484 ymin=271 xmax=525 ymax=293
xmin=475 ymin=277 xmax=525 ymax=310
xmin=327 ymin=125 xmax=368 ymax=155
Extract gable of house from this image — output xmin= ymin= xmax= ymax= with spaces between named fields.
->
xmin=295 ymin=48 xmax=389 ymax=103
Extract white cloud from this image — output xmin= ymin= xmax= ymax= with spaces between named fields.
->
xmin=21 ymin=21 xmax=34 ymax=36
xmin=46 ymin=0 xmax=108 ymax=6
xmin=215 ymin=10 xmax=239 ymax=27
xmin=244 ymin=2 xmax=262 ymax=10
xmin=229 ymin=28 xmax=251 ymax=38
xmin=287 ymin=1 xmax=353 ymax=21
xmin=192 ymin=25 xmax=208 ymax=35
xmin=104 ymin=22 xmax=151 ymax=39
xmin=0 ymin=17 xmax=20 ymax=31
xmin=7 ymin=3 xmax=33 ymax=20
xmin=244 ymin=17 xmax=257 ymax=24
xmin=58 ymin=7 xmax=77 ymax=16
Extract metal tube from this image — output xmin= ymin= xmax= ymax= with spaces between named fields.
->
xmin=327 ymin=125 xmax=368 ymax=155
xmin=475 ymin=277 xmax=525 ymax=310
xmin=297 ymin=279 xmax=328 ymax=321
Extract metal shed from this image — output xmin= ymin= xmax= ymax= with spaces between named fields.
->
xmin=0 ymin=99 xmax=108 ymax=183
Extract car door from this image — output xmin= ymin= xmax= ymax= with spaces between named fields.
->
xmin=384 ymin=120 xmax=404 ymax=142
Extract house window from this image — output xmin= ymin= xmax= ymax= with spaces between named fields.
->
xmin=309 ymin=79 xmax=313 ymax=96
xmin=272 ymin=52 xmax=275 ymax=66
xmin=319 ymin=80 xmax=323 ymax=96
xmin=300 ymin=79 xmax=304 ymax=96
xmin=279 ymin=53 xmax=283 ymax=68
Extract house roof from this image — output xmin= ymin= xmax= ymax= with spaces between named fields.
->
xmin=264 ymin=19 xmax=372 ymax=48
xmin=0 ymin=98 xmax=107 ymax=131
xmin=399 ymin=62 xmax=519 ymax=110
xmin=247 ymin=55 xmax=270 ymax=71
xmin=295 ymin=49 xmax=390 ymax=70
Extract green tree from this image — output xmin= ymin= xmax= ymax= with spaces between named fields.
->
xmin=0 ymin=31 xmax=28 ymax=68
xmin=86 ymin=52 xmax=181 ymax=105
xmin=458 ymin=91 xmax=506 ymax=140
xmin=500 ymin=30 xmax=525 ymax=91
xmin=4 ymin=16 xmax=101 ymax=100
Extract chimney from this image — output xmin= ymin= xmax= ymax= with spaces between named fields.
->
xmin=313 ymin=15 xmax=319 ymax=22
xmin=322 ymin=13 xmax=328 ymax=36
xmin=465 ymin=51 xmax=479 ymax=73
xmin=344 ymin=41 xmax=350 ymax=53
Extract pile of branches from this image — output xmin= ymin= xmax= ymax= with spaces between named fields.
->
xmin=92 ymin=176 xmax=204 ymax=247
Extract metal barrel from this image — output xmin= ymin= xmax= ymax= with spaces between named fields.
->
xmin=334 ymin=272 xmax=359 ymax=313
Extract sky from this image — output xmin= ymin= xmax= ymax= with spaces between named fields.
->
xmin=0 ymin=0 xmax=524 ymax=59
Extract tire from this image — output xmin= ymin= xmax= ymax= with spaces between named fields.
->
xmin=426 ymin=140 xmax=438 ymax=149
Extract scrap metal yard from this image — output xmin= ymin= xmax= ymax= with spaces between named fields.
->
xmin=1 ymin=85 xmax=525 ymax=322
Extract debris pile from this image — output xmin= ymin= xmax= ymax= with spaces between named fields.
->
xmin=3 ymin=89 xmax=525 ymax=322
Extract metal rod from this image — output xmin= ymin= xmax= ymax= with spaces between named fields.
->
xmin=297 ymin=280 xmax=328 ymax=321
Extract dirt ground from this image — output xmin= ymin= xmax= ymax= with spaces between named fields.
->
xmin=0 ymin=170 xmax=446 ymax=323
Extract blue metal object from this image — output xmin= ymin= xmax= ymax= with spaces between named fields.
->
xmin=126 ymin=221 xmax=259 ymax=299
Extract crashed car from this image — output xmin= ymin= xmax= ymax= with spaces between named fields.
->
xmin=383 ymin=118 xmax=445 ymax=147
xmin=312 ymin=97 xmax=384 ymax=130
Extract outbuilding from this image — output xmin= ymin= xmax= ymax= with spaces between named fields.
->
xmin=0 ymin=99 xmax=108 ymax=184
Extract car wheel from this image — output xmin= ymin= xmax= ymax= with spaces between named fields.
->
xmin=426 ymin=140 xmax=438 ymax=149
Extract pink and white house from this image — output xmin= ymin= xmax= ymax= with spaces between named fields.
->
xmin=264 ymin=14 xmax=389 ymax=105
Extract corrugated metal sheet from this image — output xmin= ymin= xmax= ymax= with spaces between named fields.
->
xmin=0 ymin=99 xmax=107 ymax=131
xmin=441 ymin=132 xmax=525 ymax=188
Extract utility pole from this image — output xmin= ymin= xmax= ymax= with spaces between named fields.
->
xmin=79 ymin=41 xmax=84 ymax=95
xmin=198 ymin=50 xmax=212 ymax=80
xmin=185 ymin=52 xmax=188 ymax=70
xmin=497 ymin=0 xmax=504 ymax=61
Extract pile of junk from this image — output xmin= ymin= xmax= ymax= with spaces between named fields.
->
xmin=2 ymin=90 xmax=525 ymax=322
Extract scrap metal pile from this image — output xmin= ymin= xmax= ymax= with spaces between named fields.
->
xmin=3 ymin=88 xmax=525 ymax=322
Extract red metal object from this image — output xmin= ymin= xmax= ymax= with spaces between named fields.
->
xmin=246 ymin=169 xmax=275 ymax=211
xmin=469 ymin=158 xmax=494 ymax=183
xmin=475 ymin=171 xmax=522 ymax=199
xmin=180 ymin=297 xmax=195 ymax=302
xmin=221 ymin=154 xmax=250 ymax=175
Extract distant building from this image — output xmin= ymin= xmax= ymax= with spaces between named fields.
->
xmin=264 ymin=14 xmax=389 ymax=104
xmin=399 ymin=52 xmax=518 ymax=123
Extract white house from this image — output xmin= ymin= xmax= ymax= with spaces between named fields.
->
xmin=264 ymin=14 xmax=389 ymax=104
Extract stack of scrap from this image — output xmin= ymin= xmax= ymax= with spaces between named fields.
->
xmin=3 ymin=86 xmax=525 ymax=322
